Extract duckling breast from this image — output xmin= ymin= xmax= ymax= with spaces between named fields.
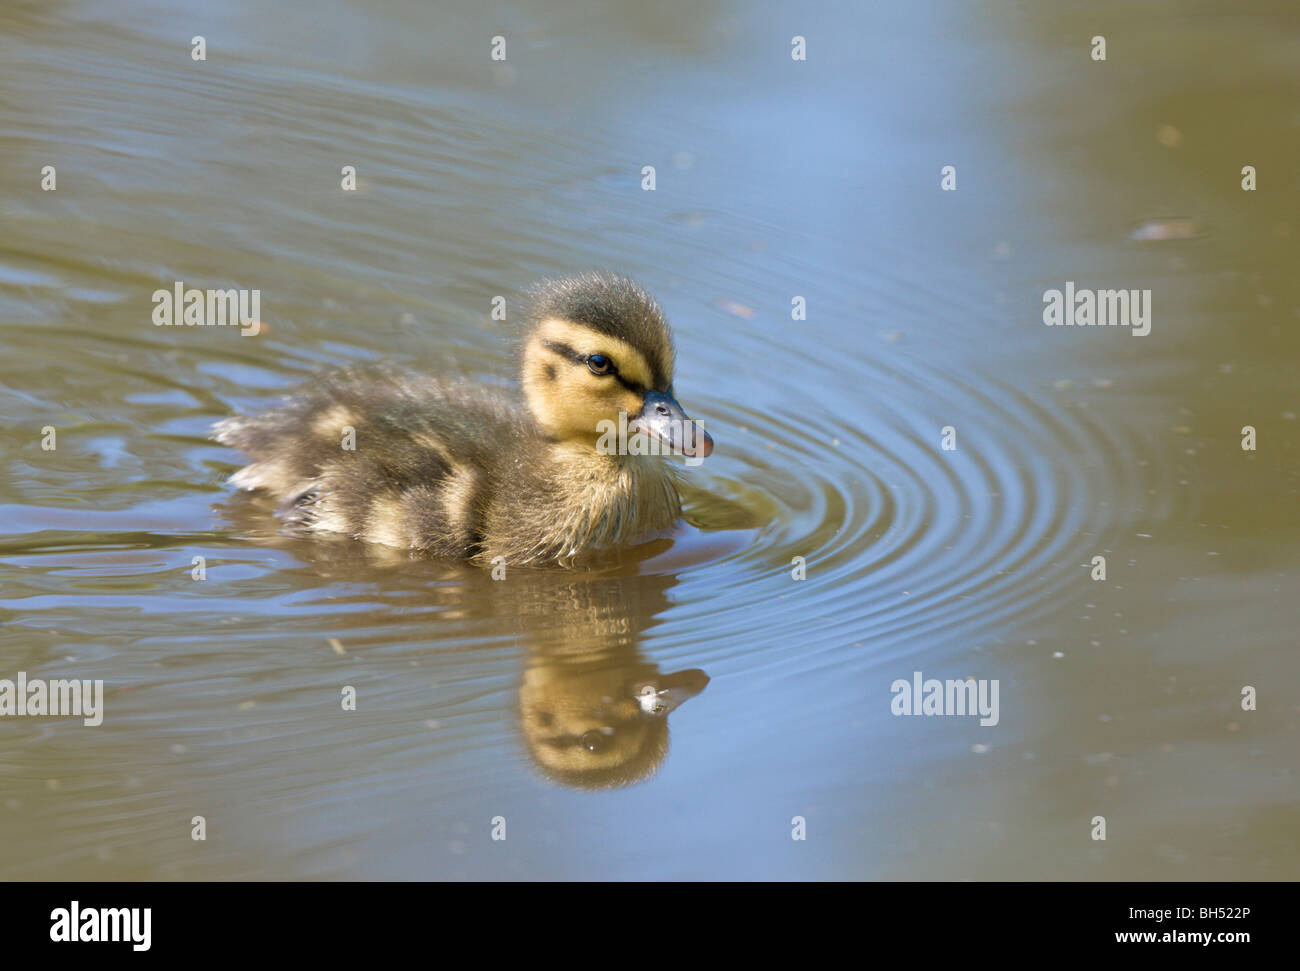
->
xmin=478 ymin=449 xmax=681 ymax=565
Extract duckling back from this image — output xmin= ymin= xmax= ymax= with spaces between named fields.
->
xmin=214 ymin=366 xmax=533 ymax=559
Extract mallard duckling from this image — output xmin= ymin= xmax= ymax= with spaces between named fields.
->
xmin=212 ymin=272 xmax=713 ymax=565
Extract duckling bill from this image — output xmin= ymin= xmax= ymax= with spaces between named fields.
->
xmin=212 ymin=273 xmax=714 ymax=565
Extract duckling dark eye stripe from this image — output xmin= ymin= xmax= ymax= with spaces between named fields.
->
xmin=541 ymin=339 xmax=645 ymax=394
xmin=542 ymin=339 xmax=587 ymax=367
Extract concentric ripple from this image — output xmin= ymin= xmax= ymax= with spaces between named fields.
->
xmin=649 ymin=345 xmax=1181 ymax=674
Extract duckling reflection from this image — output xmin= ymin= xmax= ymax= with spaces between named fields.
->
xmin=210 ymin=496 xmax=710 ymax=790
xmin=502 ymin=566 xmax=709 ymax=790
xmin=520 ymin=653 xmax=707 ymax=790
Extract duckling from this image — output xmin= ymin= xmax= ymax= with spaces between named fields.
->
xmin=212 ymin=272 xmax=714 ymax=566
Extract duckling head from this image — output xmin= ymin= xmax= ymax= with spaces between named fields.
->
xmin=520 ymin=273 xmax=713 ymax=460
xmin=520 ymin=661 xmax=711 ymax=790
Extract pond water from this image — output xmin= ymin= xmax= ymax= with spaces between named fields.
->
xmin=1 ymin=0 xmax=1296 ymax=879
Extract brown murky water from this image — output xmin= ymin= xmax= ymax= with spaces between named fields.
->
xmin=1 ymin=0 xmax=1296 ymax=879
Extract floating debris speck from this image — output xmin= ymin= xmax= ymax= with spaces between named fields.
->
xmin=1131 ymin=218 xmax=1201 ymax=242
xmin=715 ymin=299 xmax=754 ymax=319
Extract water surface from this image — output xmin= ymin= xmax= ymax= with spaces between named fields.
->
xmin=1 ymin=0 xmax=1297 ymax=879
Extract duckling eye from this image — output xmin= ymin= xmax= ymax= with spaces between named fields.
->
xmin=586 ymin=354 xmax=613 ymax=376
xmin=580 ymin=730 xmax=611 ymax=753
